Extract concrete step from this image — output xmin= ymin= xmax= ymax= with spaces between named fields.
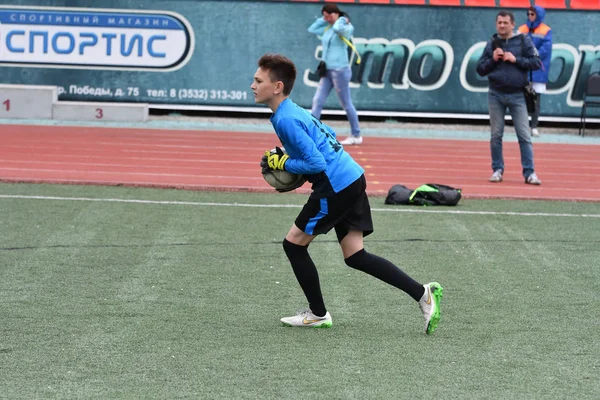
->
xmin=52 ymin=101 xmax=149 ymax=122
xmin=0 ymin=84 xmax=57 ymax=119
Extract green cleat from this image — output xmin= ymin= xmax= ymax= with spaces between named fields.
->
xmin=418 ymin=282 xmax=443 ymax=334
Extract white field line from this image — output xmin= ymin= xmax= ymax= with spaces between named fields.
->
xmin=1 ymin=194 xmax=599 ymax=218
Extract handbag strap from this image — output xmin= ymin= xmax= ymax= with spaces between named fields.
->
xmin=340 ymin=36 xmax=362 ymax=65
xmin=323 ymin=25 xmax=362 ymax=65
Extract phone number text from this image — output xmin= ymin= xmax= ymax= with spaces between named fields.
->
xmin=165 ymin=89 xmax=248 ymax=101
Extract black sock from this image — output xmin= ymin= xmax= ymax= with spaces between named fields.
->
xmin=344 ymin=249 xmax=425 ymax=302
xmin=282 ymin=239 xmax=327 ymax=317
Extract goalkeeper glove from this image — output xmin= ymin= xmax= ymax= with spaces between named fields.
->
xmin=260 ymin=147 xmax=288 ymax=173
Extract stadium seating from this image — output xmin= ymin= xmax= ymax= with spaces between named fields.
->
xmin=291 ymin=0 xmax=597 ymax=8
xmin=290 ymin=0 xmax=598 ymax=9
xmin=429 ymin=0 xmax=461 ymax=5
xmin=392 ymin=0 xmax=426 ymax=4
xmin=533 ymin=0 xmax=567 ymax=8
xmin=498 ymin=0 xmax=532 ymax=7
xmin=570 ymin=0 xmax=600 ymax=9
xmin=464 ymin=0 xmax=497 ymax=7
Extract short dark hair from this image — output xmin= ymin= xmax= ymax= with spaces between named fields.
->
xmin=257 ymin=53 xmax=297 ymax=96
xmin=496 ymin=10 xmax=515 ymax=23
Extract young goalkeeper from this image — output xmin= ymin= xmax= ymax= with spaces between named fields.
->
xmin=252 ymin=53 xmax=443 ymax=334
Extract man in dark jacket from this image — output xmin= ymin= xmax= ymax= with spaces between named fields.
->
xmin=477 ymin=10 xmax=542 ymax=185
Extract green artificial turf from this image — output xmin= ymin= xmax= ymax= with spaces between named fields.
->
xmin=1 ymin=183 xmax=598 ymax=399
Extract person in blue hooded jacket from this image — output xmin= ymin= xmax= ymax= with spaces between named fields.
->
xmin=518 ymin=6 xmax=552 ymax=137
xmin=477 ymin=10 xmax=542 ymax=185
xmin=308 ymin=3 xmax=362 ymax=145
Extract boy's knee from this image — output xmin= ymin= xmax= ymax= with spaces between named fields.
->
xmin=283 ymin=238 xmax=308 ymax=257
xmin=344 ymin=249 xmax=367 ymax=270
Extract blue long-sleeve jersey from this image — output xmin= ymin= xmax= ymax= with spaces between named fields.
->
xmin=270 ymin=98 xmax=364 ymax=197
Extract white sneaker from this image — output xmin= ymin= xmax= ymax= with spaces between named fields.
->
xmin=526 ymin=172 xmax=542 ymax=185
xmin=489 ymin=170 xmax=503 ymax=182
xmin=531 ymin=128 xmax=540 ymax=137
xmin=418 ymin=282 xmax=443 ymax=335
xmin=340 ymin=136 xmax=363 ymax=145
xmin=280 ymin=309 xmax=332 ymax=328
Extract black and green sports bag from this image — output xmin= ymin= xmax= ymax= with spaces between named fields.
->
xmin=385 ymin=183 xmax=462 ymax=206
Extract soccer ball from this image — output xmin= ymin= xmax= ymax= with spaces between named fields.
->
xmin=262 ymin=169 xmax=305 ymax=191
xmin=262 ymin=147 xmax=305 ymax=191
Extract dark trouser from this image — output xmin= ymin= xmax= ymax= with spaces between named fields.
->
xmin=530 ymin=94 xmax=541 ymax=129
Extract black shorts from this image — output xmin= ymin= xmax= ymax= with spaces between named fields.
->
xmin=295 ymin=175 xmax=373 ymax=242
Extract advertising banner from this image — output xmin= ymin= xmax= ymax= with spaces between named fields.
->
xmin=1 ymin=0 xmax=599 ymax=118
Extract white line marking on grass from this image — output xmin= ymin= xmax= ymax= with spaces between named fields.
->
xmin=373 ymin=208 xmax=600 ymax=218
xmin=1 ymin=194 xmax=599 ymax=218
xmin=0 ymin=195 xmax=296 ymax=208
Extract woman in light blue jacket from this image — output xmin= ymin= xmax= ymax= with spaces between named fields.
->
xmin=308 ymin=3 xmax=361 ymax=145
